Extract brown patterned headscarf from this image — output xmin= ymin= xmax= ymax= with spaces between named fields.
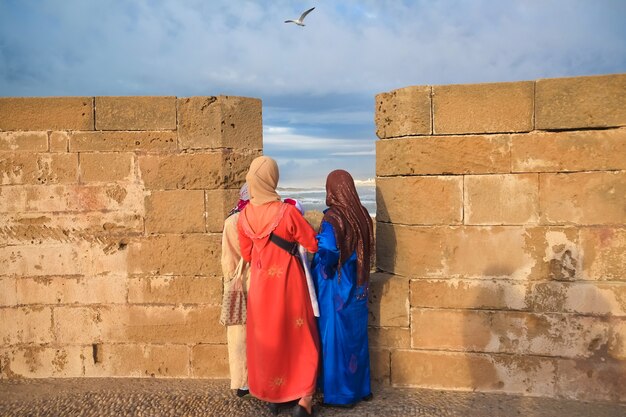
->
xmin=322 ymin=170 xmax=374 ymax=287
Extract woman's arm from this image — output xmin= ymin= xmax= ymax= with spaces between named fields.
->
xmin=221 ymin=214 xmax=242 ymax=280
xmin=236 ymin=215 xmax=253 ymax=263
xmin=314 ymin=221 xmax=340 ymax=279
xmin=288 ymin=206 xmax=318 ymax=253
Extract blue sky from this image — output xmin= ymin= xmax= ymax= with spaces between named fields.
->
xmin=1 ymin=0 xmax=625 ymax=187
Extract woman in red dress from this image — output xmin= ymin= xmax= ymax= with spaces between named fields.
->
xmin=237 ymin=156 xmax=319 ymax=417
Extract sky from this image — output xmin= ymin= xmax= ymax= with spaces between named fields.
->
xmin=1 ymin=1 xmax=625 ymax=187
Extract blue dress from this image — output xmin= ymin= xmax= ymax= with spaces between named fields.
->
xmin=311 ymin=220 xmax=371 ymax=405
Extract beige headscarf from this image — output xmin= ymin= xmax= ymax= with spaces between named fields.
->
xmin=245 ymin=156 xmax=281 ymax=206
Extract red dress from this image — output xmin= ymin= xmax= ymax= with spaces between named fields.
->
xmin=237 ymin=201 xmax=320 ymax=402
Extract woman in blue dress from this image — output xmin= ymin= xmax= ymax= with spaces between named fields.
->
xmin=311 ymin=169 xmax=374 ymax=407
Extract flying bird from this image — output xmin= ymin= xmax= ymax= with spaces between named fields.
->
xmin=285 ymin=7 xmax=315 ymax=26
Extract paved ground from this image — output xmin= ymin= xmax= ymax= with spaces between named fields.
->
xmin=1 ymin=378 xmax=625 ymax=417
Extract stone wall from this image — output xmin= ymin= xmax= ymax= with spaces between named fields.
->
xmin=0 ymin=96 xmax=261 ymax=378
xmin=371 ymin=73 xmax=626 ymax=402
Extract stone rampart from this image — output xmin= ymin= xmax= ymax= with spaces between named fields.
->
xmin=0 ymin=96 xmax=262 ymax=378
xmin=372 ymin=73 xmax=626 ymax=402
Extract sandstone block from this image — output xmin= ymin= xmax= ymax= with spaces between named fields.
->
xmin=49 ymin=131 xmax=69 ymax=152
xmin=84 ymin=344 xmax=189 ymax=377
xmin=17 ymin=275 xmax=127 ymax=305
xmin=0 ymin=97 xmax=94 ymax=131
xmin=369 ymin=348 xmax=390 ymax=384
xmin=0 ymin=211 xmax=143 ymax=245
xmin=53 ymin=306 xmax=108 ymax=344
xmin=376 ymin=135 xmax=510 ymax=176
xmin=411 ymin=309 xmax=493 ymax=351
xmin=128 ymin=234 xmax=221 ymax=276
xmin=0 ymin=345 xmax=85 ymax=378
xmin=540 ymin=171 xmax=626 ymax=225
xmin=80 ymin=152 xmax=134 ymax=182
xmin=464 ymin=174 xmax=539 ymax=225
xmin=0 ymin=307 xmax=53 ymax=346
xmin=433 ymin=81 xmax=534 ymax=134
xmin=0 ymin=277 xmax=17 ymax=307
xmin=145 ymin=190 xmax=205 ymax=233
xmin=528 ymin=281 xmax=626 ymax=316
xmin=511 ymin=128 xmax=626 ymax=173
xmin=206 ymin=189 xmax=240 ymax=233
xmin=191 ymin=344 xmax=229 ymax=377
xmin=127 ymin=275 xmax=222 ymax=305
xmin=0 ymin=152 xmax=78 ymax=185
xmin=375 ymin=86 xmax=431 ymax=138
xmin=0 ymin=241 xmax=129 ymax=277
xmin=178 ymin=96 xmax=263 ymax=150
xmin=103 ymin=305 xmax=226 ymax=344
xmin=410 ymin=279 xmax=529 ymax=310
xmin=368 ymin=272 xmax=409 ymax=327
xmin=0 ymin=131 xmax=48 ymax=151
xmin=69 ymin=131 xmax=176 ymax=152
xmin=139 ymin=149 xmax=257 ymax=190
xmin=536 ymin=73 xmax=626 ymax=130
xmin=95 ymin=96 xmax=176 ymax=130
xmin=391 ymin=350 xmax=556 ymax=396
xmin=580 ymin=228 xmax=626 ymax=281
xmin=609 ymin=319 xmax=626 ymax=360
xmin=556 ymin=356 xmax=626 ymax=402
xmin=368 ymin=327 xmax=411 ymax=349
xmin=0 ymin=184 xmax=144 ymax=213
xmin=376 ymin=176 xmax=462 ymax=225
xmin=376 ymin=224 xmax=541 ymax=280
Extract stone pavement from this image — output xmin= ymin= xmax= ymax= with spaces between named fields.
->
xmin=1 ymin=378 xmax=624 ymax=417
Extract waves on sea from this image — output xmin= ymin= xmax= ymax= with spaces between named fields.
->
xmin=277 ymin=185 xmax=376 ymax=217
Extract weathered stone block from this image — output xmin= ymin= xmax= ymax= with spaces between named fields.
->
xmin=0 ymin=277 xmax=17 ymax=307
xmin=127 ymin=275 xmax=222 ymax=305
xmin=410 ymin=279 xmax=528 ymax=310
xmin=84 ymin=344 xmax=189 ymax=377
xmin=49 ymin=131 xmax=69 ymax=152
xmin=53 ymin=306 xmax=108 ymax=344
xmin=511 ymin=128 xmax=626 ymax=173
xmin=464 ymin=174 xmax=539 ymax=225
xmin=368 ymin=272 xmax=409 ymax=327
xmin=80 ymin=152 xmax=134 ymax=182
xmin=178 ymin=96 xmax=263 ymax=150
xmin=376 ymin=135 xmax=510 ymax=176
xmin=556 ymin=356 xmax=626 ymax=402
xmin=0 ymin=242 xmax=128 ymax=277
xmin=104 ymin=305 xmax=225 ymax=344
xmin=69 ymin=131 xmax=176 ymax=152
xmin=191 ymin=344 xmax=229 ymax=377
xmin=377 ymin=224 xmax=541 ymax=280
xmin=411 ymin=309 xmax=493 ymax=351
xmin=139 ymin=149 xmax=257 ymax=190
xmin=528 ymin=281 xmax=626 ymax=316
xmin=540 ymin=172 xmax=626 ymax=225
xmin=95 ymin=96 xmax=176 ymax=130
xmin=433 ymin=81 xmax=534 ymax=134
xmin=16 ymin=275 xmax=127 ymax=305
xmin=368 ymin=327 xmax=411 ymax=349
xmin=609 ymin=319 xmax=626 ymax=360
xmin=0 ymin=153 xmax=78 ymax=185
xmin=0 ymin=131 xmax=48 ymax=151
xmin=370 ymin=348 xmax=390 ymax=384
xmin=580 ymin=228 xmax=626 ymax=281
xmin=375 ymin=86 xmax=431 ymax=138
xmin=128 ymin=234 xmax=221 ymax=276
xmin=391 ymin=350 xmax=556 ymax=396
xmin=536 ymin=73 xmax=626 ymax=130
xmin=0 ymin=97 xmax=94 ymax=131
xmin=0 ymin=184 xmax=144 ymax=213
xmin=376 ymin=176 xmax=462 ymax=225
xmin=0 ymin=307 xmax=53 ymax=346
xmin=145 ymin=190 xmax=205 ymax=233
xmin=0 ymin=346 xmax=85 ymax=378
xmin=206 ymin=189 xmax=240 ymax=233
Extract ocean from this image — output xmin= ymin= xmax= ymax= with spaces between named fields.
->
xmin=277 ymin=184 xmax=376 ymax=217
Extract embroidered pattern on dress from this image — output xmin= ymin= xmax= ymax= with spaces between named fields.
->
xmin=267 ymin=265 xmax=283 ymax=277
xmin=271 ymin=377 xmax=285 ymax=387
xmin=295 ymin=318 xmax=304 ymax=327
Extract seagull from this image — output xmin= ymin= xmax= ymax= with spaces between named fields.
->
xmin=285 ymin=7 xmax=315 ymax=26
